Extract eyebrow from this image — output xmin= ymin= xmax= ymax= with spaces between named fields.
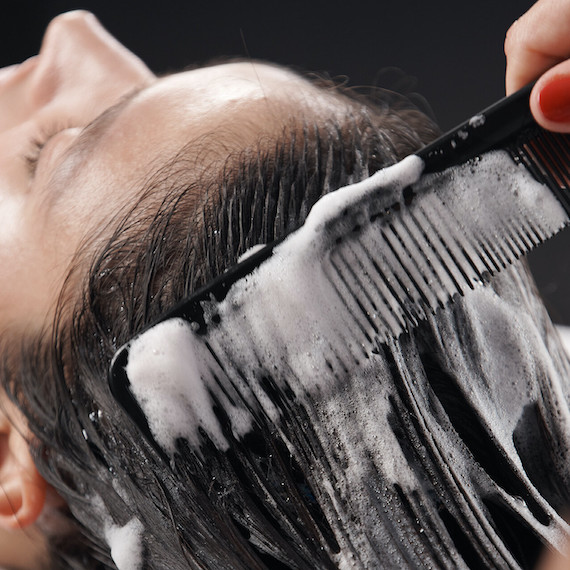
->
xmin=44 ymin=83 xmax=150 ymax=192
xmin=74 ymin=84 xmax=148 ymax=153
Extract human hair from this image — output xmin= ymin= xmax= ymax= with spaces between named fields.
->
xmin=3 ymin=77 xmax=569 ymax=570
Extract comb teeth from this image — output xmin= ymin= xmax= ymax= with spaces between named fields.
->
xmin=111 ymin=143 xmax=570 ymax=401
xmin=508 ymin=129 xmax=570 ymax=214
xmin=318 ymin=148 xmax=569 ymax=347
xmin=178 ymin=147 xmax=570 ymax=387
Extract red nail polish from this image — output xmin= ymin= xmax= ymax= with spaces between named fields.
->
xmin=539 ymin=76 xmax=570 ymax=122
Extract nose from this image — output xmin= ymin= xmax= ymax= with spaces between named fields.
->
xmin=28 ymin=11 xmax=154 ymax=109
xmin=0 ymin=11 xmax=154 ymax=132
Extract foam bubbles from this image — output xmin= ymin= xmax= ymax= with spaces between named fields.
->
xmin=125 ymin=155 xmax=424 ymax=452
xmin=125 ymin=318 xmax=229 ymax=453
xmin=117 ymin=147 xmax=570 ymax=566
xmin=104 ymin=518 xmax=144 ymax=570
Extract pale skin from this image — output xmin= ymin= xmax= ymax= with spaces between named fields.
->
xmin=1 ymin=3 xmax=570 ymax=569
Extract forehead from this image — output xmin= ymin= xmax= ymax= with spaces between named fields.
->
xmin=88 ymin=62 xmax=338 ymax=185
xmin=121 ymin=62 xmax=317 ymax=122
xmin=152 ymin=62 xmax=315 ymax=104
xmin=44 ymin=63 xmax=341 ymax=251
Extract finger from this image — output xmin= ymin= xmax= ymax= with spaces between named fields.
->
xmin=530 ymin=60 xmax=570 ymax=132
xmin=505 ymin=0 xmax=570 ymax=95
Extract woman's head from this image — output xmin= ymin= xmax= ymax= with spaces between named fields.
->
xmin=5 ymin=9 xmax=569 ymax=570
xmin=0 ymin=10 xmax=443 ymax=569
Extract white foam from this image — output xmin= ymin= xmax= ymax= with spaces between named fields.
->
xmin=299 ymin=155 xmax=423 ymax=235
xmin=120 ymin=148 xmax=570 ymax=564
xmin=238 ymin=243 xmax=266 ymax=262
xmin=126 ymin=155 xmax=424 ymax=452
xmin=124 ymin=150 xmax=567 ymax=463
xmin=426 ymin=150 xmax=566 ymax=242
xmin=104 ymin=518 xmax=144 ymax=570
xmin=126 ymin=318 xmax=230 ymax=453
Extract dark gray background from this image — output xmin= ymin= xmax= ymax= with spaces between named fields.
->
xmin=4 ymin=1 xmax=568 ymax=322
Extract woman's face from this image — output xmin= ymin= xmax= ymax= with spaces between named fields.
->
xmin=0 ymin=11 xmax=334 ymax=333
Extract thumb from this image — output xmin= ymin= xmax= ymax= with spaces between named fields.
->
xmin=531 ymin=60 xmax=570 ymax=132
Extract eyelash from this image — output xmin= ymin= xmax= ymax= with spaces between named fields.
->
xmin=24 ymin=124 xmax=72 ymax=176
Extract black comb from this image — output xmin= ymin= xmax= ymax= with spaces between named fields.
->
xmin=109 ymin=82 xmax=570 ymax=432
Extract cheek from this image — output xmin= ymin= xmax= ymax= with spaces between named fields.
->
xmin=0 ymin=218 xmax=62 ymax=330
xmin=0 ymin=195 xmax=25 ymax=246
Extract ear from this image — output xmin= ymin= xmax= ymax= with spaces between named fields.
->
xmin=0 ymin=405 xmax=46 ymax=529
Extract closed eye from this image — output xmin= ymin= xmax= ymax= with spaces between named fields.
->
xmin=24 ymin=124 xmax=75 ymax=177
xmin=23 ymin=86 xmax=147 ymax=179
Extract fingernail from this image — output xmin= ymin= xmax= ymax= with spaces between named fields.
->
xmin=539 ymin=76 xmax=570 ymax=122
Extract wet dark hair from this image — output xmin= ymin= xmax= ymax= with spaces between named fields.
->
xmin=3 ymin=77 xmax=570 ymax=570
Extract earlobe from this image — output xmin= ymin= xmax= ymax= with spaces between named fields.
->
xmin=0 ymin=408 xmax=46 ymax=530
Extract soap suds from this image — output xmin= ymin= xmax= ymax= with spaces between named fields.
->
xmin=126 ymin=155 xmax=424 ymax=452
xmin=105 ymin=518 xmax=144 ymax=570
xmin=119 ymin=148 xmax=570 ymax=566
xmin=557 ymin=325 xmax=570 ymax=357
xmin=126 ymin=318 xmax=232 ymax=452
xmin=124 ymin=150 xmax=567 ymax=461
